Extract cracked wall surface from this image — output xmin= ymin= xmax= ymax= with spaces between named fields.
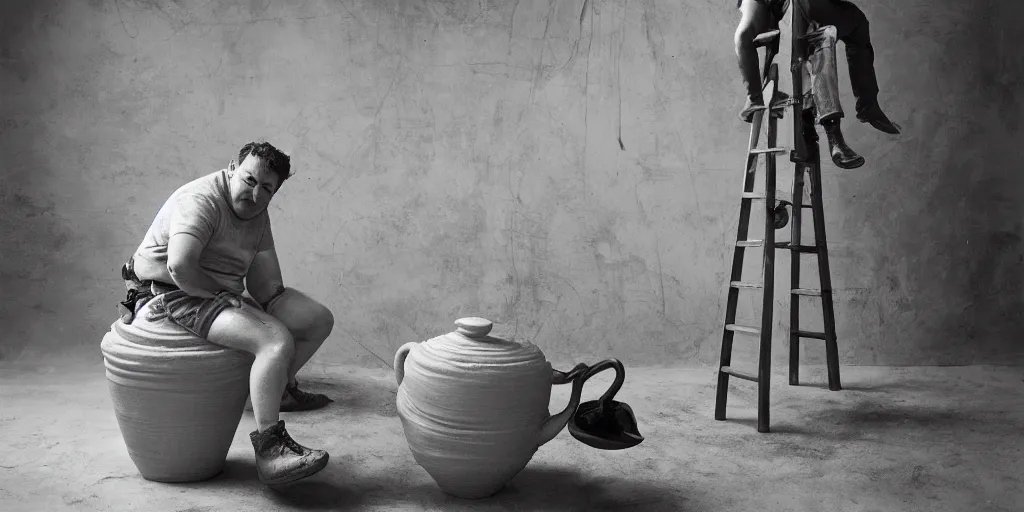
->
xmin=0 ymin=0 xmax=1021 ymax=367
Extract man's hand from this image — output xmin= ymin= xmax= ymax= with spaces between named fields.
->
xmin=215 ymin=290 xmax=243 ymax=308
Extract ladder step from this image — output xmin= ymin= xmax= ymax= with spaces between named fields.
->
xmin=740 ymin=190 xmax=811 ymax=207
xmin=725 ymin=324 xmax=761 ymax=336
xmin=793 ymin=330 xmax=827 ymax=340
xmin=791 ymin=288 xmax=822 ymax=296
xmin=721 ymin=366 xmax=759 ymax=382
xmin=740 ymin=240 xmax=800 ymax=251
xmin=778 ymin=243 xmax=818 ymax=253
xmin=750 ymin=147 xmax=788 ymax=155
xmin=730 ymin=281 xmax=763 ymax=290
xmin=748 ymin=100 xmax=792 ymax=112
xmin=753 ymin=29 xmax=780 ymax=47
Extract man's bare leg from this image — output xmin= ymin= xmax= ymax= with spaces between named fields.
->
xmin=264 ymin=288 xmax=333 ymax=383
xmin=735 ymin=0 xmax=776 ymax=122
xmin=205 ymin=304 xmax=329 ymax=484
xmin=263 ymin=288 xmax=335 ymax=411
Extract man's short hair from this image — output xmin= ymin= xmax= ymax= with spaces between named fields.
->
xmin=238 ymin=141 xmax=292 ymax=187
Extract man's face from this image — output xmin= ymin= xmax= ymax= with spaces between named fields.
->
xmin=227 ymin=155 xmax=281 ymax=219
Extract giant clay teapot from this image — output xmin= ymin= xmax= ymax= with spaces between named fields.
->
xmin=394 ymin=317 xmax=627 ymax=499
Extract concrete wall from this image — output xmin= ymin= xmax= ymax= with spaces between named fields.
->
xmin=1 ymin=0 xmax=1021 ymax=368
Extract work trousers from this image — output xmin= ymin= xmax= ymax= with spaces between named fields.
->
xmin=797 ymin=0 xmax=880 ymax=122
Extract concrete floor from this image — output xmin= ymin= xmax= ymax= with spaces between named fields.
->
xmin=1 ymin=359 xmax=1021 ymax=512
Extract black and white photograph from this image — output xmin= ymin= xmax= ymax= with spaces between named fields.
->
xmin=0 ymin=1 xmax=1021 ymax=511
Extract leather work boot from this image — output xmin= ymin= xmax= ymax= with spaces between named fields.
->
xmin=822 ymin=119 xmax=865 ymax=169
xmin=856 ymin=103 xmax=902 ymax=135
xmin=245 ymin=379 xmax=333 ymax=412
xmin=739 ymin=90 xmax=790 ymax=123
xmin=249 ymin=420 xmax=329 ymax=485
xmin=281 ymin=381 xmax=333 ymax=412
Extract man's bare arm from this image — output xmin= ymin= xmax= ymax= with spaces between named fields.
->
xmin=167 ymin=233 xmax=225 ymax=299
xmin=246 ymin=248 xmax=286 ymax=306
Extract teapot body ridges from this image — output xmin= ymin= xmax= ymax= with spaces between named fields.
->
xmin=399 ymin=327 xmax=554 ymax=431
xmin=393 ymin=317 xmax=562 ymax=499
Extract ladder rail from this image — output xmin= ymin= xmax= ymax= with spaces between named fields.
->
xmin=714 ymin=71 xmax=769 ymax=422
xmin=714 ymin=60 xmax=781 ymax=431
xmin=790 ymin=0 xmax=810 ymax=164
xmin=808 ymin=162 xmax=842 ymax=391
xmin=789 ymin=162 xmax=805 ymax=386
xmin=715 ymin=1 xmax=844 ymax=433
xmin=756 ymin=65 xmax=779 ymax=434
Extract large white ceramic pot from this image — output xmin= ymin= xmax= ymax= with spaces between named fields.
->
xmin=100 ymin=312 xmax=254 ymax=482
xmin=394 ymin=317 xmax=613 ymax=500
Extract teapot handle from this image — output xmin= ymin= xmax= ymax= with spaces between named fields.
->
xmin=537 ymin=359 xmax=626 ymax=447
xmin=552 ymin=363 xmax=589 ymax=385
xmin=579 ymin=358 xmax=626 ymax=404
xmin=536 ymin=363 xmax=589 ymax=447
xmin=394 ymin=342 xmax=418 ymax=386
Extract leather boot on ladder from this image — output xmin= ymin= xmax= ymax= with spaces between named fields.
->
xmin=821 ymin=118 xmax=864 ymax=169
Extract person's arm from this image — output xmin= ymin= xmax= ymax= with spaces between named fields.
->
xmin=246 ymin=249 xmax=285 ymax=306
xmin=167 ymin=233 xmax=226 ymax=299
xmin=245 ymin=221 xmax=286 ymax=306
xmin=164 ymin=193 xmax=227 ymax=299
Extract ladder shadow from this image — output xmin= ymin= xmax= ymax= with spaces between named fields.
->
xmin=794 ymin=382 xmax=888 ymax=393
xmin=724 ymin=417 xmax=808 ymax=435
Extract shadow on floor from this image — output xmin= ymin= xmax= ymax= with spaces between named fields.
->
xmin=183 ymin=460 xmax=698 ymax=511
xmin=722 ymin=401 xmax=986 ymax=439
xmin=183 ymin=459 xmax=365 ymax=509
xmin=795 ymin=381 xmax=940 ymax=393
xmin=395 ymin=466 xmax=697 ymax=512
xmin=295 ymin=375 xmax=399 ymax=417
xmin=725 ymin=417 xmax=806 ymax=434
xmin=797 ymin=382 xmax=886 ymax=392
xmin=805 ymin=403 xmax=975 ymax=432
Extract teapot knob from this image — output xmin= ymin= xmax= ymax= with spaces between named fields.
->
xmin=454 ymin=317 xmax=493 ymax=338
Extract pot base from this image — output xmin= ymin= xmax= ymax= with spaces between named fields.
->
xmin=414 ymin=453 xmax=516 ymax=500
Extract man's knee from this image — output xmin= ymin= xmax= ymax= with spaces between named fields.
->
xmin=309 ymin=302 xmax=334 ymax=342
xmin=262 ymin=320 xmax=296 ymax=359
xmin=205 ymin=304 xmax=295 ymax=357
xmin=735 ymin=24 xmax=759 ymax=56
xmin=836 ymin=5 xmax=869 ymax=42
xmin=268 ymin=288 xmax=334 ymax=342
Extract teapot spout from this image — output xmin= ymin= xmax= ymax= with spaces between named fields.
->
xmin=537 ymin=366 xmax=587 ymax=448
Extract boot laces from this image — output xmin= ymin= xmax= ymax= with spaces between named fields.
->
xmin=278 ymin=429 xmax=306 ymax=455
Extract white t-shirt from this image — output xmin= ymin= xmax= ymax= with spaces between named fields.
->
xmin=131 ymin=169 xmax=274 ymax=295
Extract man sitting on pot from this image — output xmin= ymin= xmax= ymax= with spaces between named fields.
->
xmin=119 ymin=140 xmax=333 ymax=485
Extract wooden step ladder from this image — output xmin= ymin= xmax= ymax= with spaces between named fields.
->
xmin=713 ymin=23 xmax=842 ymax=434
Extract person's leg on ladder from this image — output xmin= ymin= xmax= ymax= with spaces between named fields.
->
xmin=735 ymin=0 xmax=776 ymax=122
xmin=810 ymin=0 xmax=900 ymax=134
xmin=803 ymin=22 xmax=865 ymax=169
xmin=205 ymin=303 xmax=330 ymax=485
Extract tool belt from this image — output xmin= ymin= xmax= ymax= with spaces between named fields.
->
xmin=118 ymin=257 xmax=178 ymax=324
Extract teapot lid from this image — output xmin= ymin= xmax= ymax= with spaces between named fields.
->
xmin=454 ymin=317 xmax=494 ymax=338
xmin=428 ymin=316 xmax=545 ymax=367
